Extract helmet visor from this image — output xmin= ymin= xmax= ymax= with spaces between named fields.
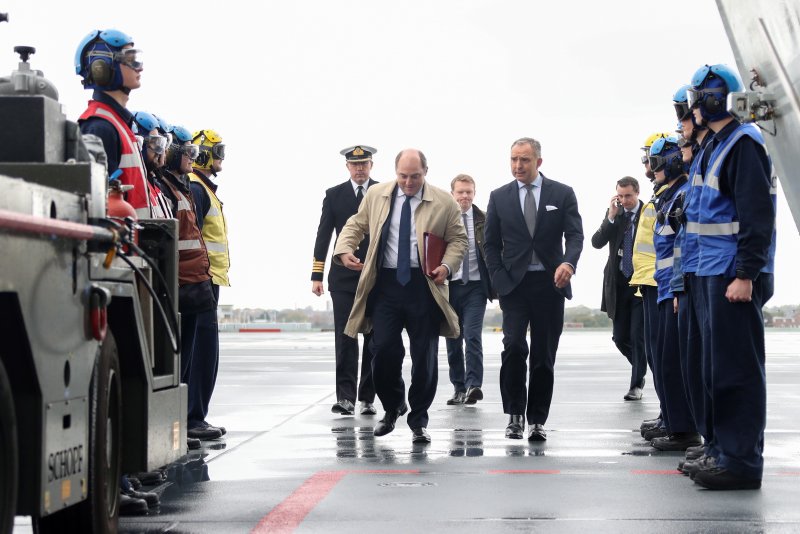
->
xmin=211 ymin=143 xmax=225 ymax=160
xmin=114 ymin=48 xmax=144 ymax=70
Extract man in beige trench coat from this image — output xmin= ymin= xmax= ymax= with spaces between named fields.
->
xmin=334 ymin=149 xmax=468 ymax=443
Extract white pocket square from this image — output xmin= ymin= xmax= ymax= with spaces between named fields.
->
xmin=546 ymin=205 xmax=558 ymax=211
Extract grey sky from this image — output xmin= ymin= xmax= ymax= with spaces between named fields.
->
xmin=3 ymin=0 xmax=796 ymax=311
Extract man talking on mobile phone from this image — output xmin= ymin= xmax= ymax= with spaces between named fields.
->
xmin=591 ymin=177 xmax=646 ymax=401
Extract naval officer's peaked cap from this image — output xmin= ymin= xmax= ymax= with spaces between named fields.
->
xmin=340 ymin=145 xmax=377 ymax=162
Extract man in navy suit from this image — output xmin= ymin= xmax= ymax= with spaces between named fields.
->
xmin=484 ymin=137 xmax=584 ymax=441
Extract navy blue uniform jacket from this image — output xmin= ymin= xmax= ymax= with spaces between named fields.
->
xmin=484 ymin=175 xmax=584 ymax=299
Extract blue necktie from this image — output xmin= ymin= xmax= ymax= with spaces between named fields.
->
xmin=622 ymin=211 xmax=634 ymax=278
xmin=397 ymin=195 xmax=412 ymax=286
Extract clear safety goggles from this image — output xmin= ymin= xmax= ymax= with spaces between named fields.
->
xmin=200 ymin=143 xmax=226 ymax=160
xmin=648 ymin=153 xmax=675 ymax=172
xmin=136 ymin=134 xmax=168 ymax=155
xmin=686 ymin=86 xmax=723 ymax=109
xmin=90 ymin=48 xmax=144 ymax=70
xmin=640 ymin=147 xmax=651 ymax=164
xmin=677 ymin=135 xmax=694 ymax=148
xmin=174 ymin=143 xmax=200 ymax=160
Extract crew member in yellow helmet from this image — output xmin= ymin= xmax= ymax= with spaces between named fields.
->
xmin=187 ymin=128 xmax=229 ymax=436
xmin=634 ymin=132 xmax=672 ymax=441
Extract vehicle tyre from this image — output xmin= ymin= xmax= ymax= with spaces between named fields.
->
xmin=34 ymin=333 xmax=122 ymax=534
xmin=0 ymin=358 xmax=19 ymax=534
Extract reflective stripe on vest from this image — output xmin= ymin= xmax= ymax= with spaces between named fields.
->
xmin=656 ymin=256 xmax=674 ymax=270
xmin=79 ymin=102 xmax=151 ymax=214
xmin=674 ymin=247 xmax=681 ymax=258
xmin=697 ymin=123 xmax=776 ymax=277
xmin=680 ymin=145 xmax=708 ymax=274
xmin=160 ymin=176 xmax=212 ymax=286
xmin=179 ymin=239 xmax=202 ymax=250
xmin=189 ymin=173 xmax=230 ymax=286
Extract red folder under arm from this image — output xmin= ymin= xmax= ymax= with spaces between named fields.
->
xmin=423 ymin=231 xmax=447 ymax=276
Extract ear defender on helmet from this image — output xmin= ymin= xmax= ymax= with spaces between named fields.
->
xmin=166 ymin=126 xmax=197 ymax=171
xmin=191 ymin=129 xmax=224 ymax=171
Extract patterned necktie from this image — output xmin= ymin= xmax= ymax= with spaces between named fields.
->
xmin=461 ymin=213 xmax=470 ymax=284
xmin=524 ymin=184 xmax=539 ymax=265
xmin=397 ymin=194 xmax=412 ymax=286
xmin=622 ymin=211 xmax=634 ymax=278
xmin=357 ymin=185 xmax=363 ymax=202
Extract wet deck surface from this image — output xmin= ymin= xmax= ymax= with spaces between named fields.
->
xmin=16 ymin=330 xmax=800 ymax=533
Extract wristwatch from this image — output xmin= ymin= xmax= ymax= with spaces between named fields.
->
xmin=735 ymin=269 xmax=749 ymax=280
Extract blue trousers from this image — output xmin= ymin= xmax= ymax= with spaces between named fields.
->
xmin=657 ymin=300 xmax=696 ymax=434
xmin=445 ymin=281 xmax=486 ymax=392
xmin=698 ymin=273 xmax=773 ymax=479
xmin=369 ymin=268 xmax=440 ymax=430
xmin=678 ymin=274 xmax=711 ymax=441
xmin=641 ymin=285 xmax=663 ymax=418
xmin=185 ymin=285 xmax=220 ymax=430
xmin=180 ymin=312 xmax=198 ymax=383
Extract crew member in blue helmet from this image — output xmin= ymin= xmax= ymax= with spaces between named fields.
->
xmin=75 ymin=30 xmax=151 ymax=217
xmin=648 ymin=136 xmax=700 ymax=453
xmin=156 ymin=127 xmax=222 ymax=441
xmin=132 ymin=111 xmax=171 ymax=218
xmin=685 ymin=64 xmax=777 ymax=490
xmin=669 ymin=85 xmax=714 ymax=474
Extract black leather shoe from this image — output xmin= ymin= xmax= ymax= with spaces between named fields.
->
xmin=641 ymin=414 xmax=661 ymax=427
xmin=187 ymin=424 xmax=223 ymax=441
xmin=465 ymin=386 xmax=483 ymax=405
xmin=651 ymin=432 xmax=703 ymax=451
xmin=689 ymin=455 xmax=716 ymax=480
xmin=331 ymin=399 xmax=355 ymax=415
xmin=123 ymin=488 xmax=160 ymax=508
xmin=694 ymin=467 xmax=761 ymax=490
xmin=624 ymin=386 xmax=643 ymax=400
xmin=187 ymin=438 xmax=201 ymax=450
xmin=527 ymin=424 xmax=547 ymax=441
xmin=411 ymin=427 xmax=431 ymax=443
xmin=206 ymin=423 xmax=226 ymax=436
xmin=360 ymin=401 xmax=377 ymax=415
xmin=447 ymin=391 xmax=466 ymax=405
xmin=643 ymin=426 xmax=667 ymax=441
xmin=131 ymin=471 xmax=164 ymax=486
xmin=127 ymin=476 xmax=141 ymax=490
xmin=685 ymin=444 xmax=707 ymax=461
xmin=505 ymin=415 xmax=524 ymax=439
xmin=373 ymin=402 xmax=408 ymax=436
xmin=119 ymin=493 xmax=148 ymax=515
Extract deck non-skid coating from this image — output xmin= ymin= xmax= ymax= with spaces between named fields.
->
xmin=14 ymin=330 xmax=800 ymax=533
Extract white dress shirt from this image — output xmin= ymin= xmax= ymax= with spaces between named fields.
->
xmin=518 ymin=174 xmax=545 ymax=272
xmin=350 ymin=179 xmax=369 ymax=196
xmin=383 ymin=186 xmax=423 ymax=268
xmin=452 ymin=206 xmax=480 ymax=282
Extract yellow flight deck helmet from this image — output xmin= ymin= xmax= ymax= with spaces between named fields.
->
xmin=640 ymin=132 xmax=674 ymax=163
xmin=191 ymin=129 xmax=225 ymax=170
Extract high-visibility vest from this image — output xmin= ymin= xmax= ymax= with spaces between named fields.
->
xmin=653 ymin=178 xmax=688 ymax=303
xmin=79 ymin=100 xmax=151 ymax=218
xmin=680 ymin=144 xmax=709 ymax=274
xmin=697 ymin=124 xmax=777 ymax=277
xmin=160 ymin=175 xmax=212 ymax=286
xmin=189 ymin=172 xmax=230 ymax=287
xmin=629 ymin=185 xmax=667 ymax=287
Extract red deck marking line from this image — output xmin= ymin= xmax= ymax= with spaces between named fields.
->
xmin=489 ymin=470 xmax=561 ymax=474
xmin=239 ymin=329 xmax=281 ymax=333
xmin=631 ymin=470 xmax=682 ymax=474
xmin=250 ymin=470 xmax=418 ymax=534
xmin=776 ymin=472 xmax=800 ymax=475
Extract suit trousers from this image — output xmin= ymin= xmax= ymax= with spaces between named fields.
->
xmin=656 ymin=300 xmax=696 ymax=434
xmin=187 ymin=284 xmax=220 ymax=429
xmin=698 ymin=273 xmax=772 ymax=480
xmin=640 ymin=285 xmax=663 ymax=418
xmin=445 ymin=281 xmax=486 ymax=392
xmin=498 ymin=271 xmax=565 ymax=425
xmin=331 ymin=291 xmax=375 ymax=403
xmin=612 ymin=282 xmax=647 ymax=390
xmin=678 ymin=274 xmax=711 ymax=441
xmin=369 ymin=268 xmax=440 ymax=430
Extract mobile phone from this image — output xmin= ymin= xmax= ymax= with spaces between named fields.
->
xmin=614 ymin=197 xmax=621 ymax=207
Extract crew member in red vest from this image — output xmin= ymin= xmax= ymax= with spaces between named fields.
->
xmin=75 ymin=29 xmax=150 ymax=218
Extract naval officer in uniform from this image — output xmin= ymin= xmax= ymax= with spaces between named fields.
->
xmin=312 ymin=145 xmax=379 ymax=416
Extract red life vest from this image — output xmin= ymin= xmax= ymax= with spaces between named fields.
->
xmin=78 ymin=100 xmax=151 ymax=218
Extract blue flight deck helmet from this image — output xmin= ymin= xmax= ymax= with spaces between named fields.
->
xmin=132 ymin=111 xmax=168 ymax=158
xmin=674 ymin=84 xmax=705 ymax=146
xmin=75 ymin=29 xmax=143 ymax=94
xmin=648 ymin=136 xmax=686 ymax=181
xmin=165 ymin=125 xmax=200 ymax=171
xmin=687 ymin=64 xmax=744 ymax=122
xmin=153 ymin=114 xmax=174 ymax=146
